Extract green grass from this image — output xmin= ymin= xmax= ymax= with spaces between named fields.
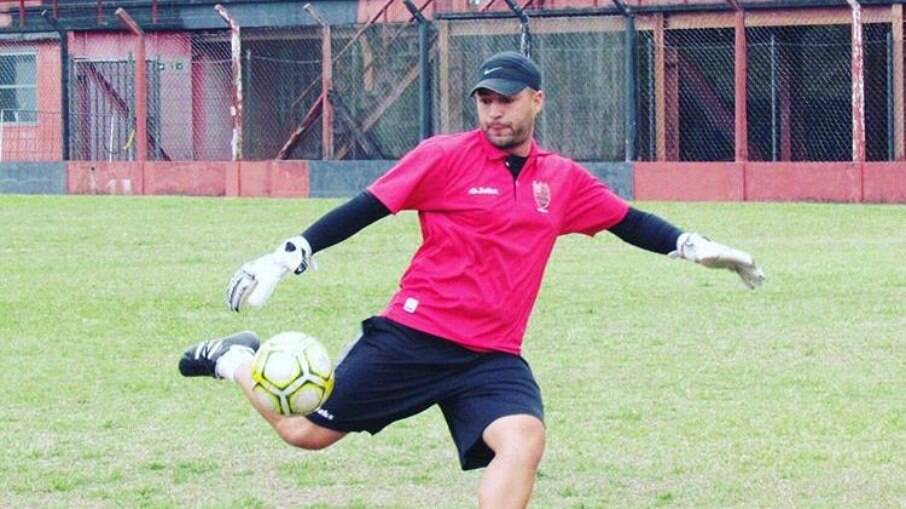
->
xmin=1 ymin=195 xmax=904 ymax=508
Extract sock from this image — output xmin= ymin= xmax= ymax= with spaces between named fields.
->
xmin=215 ymin=346 xmax=255 ymax=382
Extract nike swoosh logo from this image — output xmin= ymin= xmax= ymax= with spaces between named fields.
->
xmin=483 ymin=66 xmax=503 ymax=76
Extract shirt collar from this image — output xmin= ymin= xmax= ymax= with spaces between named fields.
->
xmin=474 ymin=129 xmax=551 ymax=162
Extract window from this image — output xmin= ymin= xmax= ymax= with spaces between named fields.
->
xmin=0 ymin=52 xmax=36 ymax=123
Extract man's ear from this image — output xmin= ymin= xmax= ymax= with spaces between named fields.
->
xmin=533 ymin=90 xmax=545 ymax=115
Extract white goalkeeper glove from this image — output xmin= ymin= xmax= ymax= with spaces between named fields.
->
xmin=669 ymin=232 xmax=766 ymax=289
xmin=226 ymin=235 xmax=316 ymax=312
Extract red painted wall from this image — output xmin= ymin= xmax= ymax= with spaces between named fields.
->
xmin=61 ymin=159 xmax=904 ymax=203
xmin=0 ymin=40 xmax=62 ymax=161
xmin=634 ymin=162 xmax=745 ymax=201
xmin=632 ymin=162 xmax=906 ymax=203
xmin=234 ymin=161 xmax=310 ymax=198
xmin=144 ymin=162 xmax=227 ymax=196
xmin=67 ymin=161 xmax=309 ymax=198
xmin=68 ymin=161 xmax=144 ymax=195
xmin=862 ymin=163 xmax=906 ymax=203
xmin=745 ymin=162 xmax=862 ymax=203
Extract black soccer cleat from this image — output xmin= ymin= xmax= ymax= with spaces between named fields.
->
xmin=178 ymin=331 xmax=260 ymax=378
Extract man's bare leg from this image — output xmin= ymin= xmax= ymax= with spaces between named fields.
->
xmin=233 ymin=358 xmax=345 ymax=449
xmin=179 ymin=331 xmax=345 ymax=450
xmin=478 ymin=414 xmax=546 ymax=509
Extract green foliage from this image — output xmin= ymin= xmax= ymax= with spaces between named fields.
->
xmin=1 ymin=196 xmax=904 ymax=508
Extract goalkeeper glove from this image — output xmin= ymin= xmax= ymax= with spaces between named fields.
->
xmin=226 ymin=235 xmax=315 ymax=312
xmin=669 ymin=232 xmax=766 ymax=289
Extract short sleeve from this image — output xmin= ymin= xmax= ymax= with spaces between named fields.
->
xmin=560 ymin=163 xmax=629 ymax=236
xmin=367 ymin=139 xmax=448 ymax=213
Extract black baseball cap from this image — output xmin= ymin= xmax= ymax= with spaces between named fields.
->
xmin=470 ymin=51 xmax=542 ymax=97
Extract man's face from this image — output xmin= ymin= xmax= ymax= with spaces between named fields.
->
xmin=475 ymin=88 xmax=544 ymax=153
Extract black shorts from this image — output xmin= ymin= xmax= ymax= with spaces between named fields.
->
xmin=306 ymin=316 xmax=544 ymax=470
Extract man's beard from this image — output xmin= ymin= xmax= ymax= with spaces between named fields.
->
xmin=483 ymin=123 xmax=529 ymax=149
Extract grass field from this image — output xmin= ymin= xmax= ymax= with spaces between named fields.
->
xmin=1 ymin=195 xmax=904 ymax=509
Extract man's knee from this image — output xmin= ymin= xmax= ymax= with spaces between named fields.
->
xmin=275 ymin=417 xmax=345 ymax=450
xmin=483 ymin=414 xmax=546 ymax=468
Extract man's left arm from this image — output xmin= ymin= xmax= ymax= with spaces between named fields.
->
xmin=608 ymin=207 xmax=766 ymax=289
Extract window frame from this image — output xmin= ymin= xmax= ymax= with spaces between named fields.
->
xmin=0 ymin=50 xmax=38 ymax=125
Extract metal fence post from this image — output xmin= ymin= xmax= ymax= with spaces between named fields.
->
xmin=887 ymin=30 xmax=895 ymax=161
xmin=42 ymin=10 xmax=70 ymax=161
xmin=733 ymin=4 xmax=748 ymax=163
xmin=115 ymin=8 xmax=147 ymax=162
xmin=503 ymin=0 xmax=531 ymax=57
xmin=892 ymin=4 xmax=905 ymax=160
xmin=215 ymin=4 xmax=243 ymax=161
xmin=624 ymin=14 xmax=638 ymax=162
xmin=403 ymin=0 xmax=432 ymax=140
xmin=0 ymin=110 xmax=5 ymax=162
xmin=847 ymin=0 xmax=866 ymax=164
xmin=612 ymin=0 xmax=638 ymax=162
xmin=304 ymin=3 xmax=334 ymax=160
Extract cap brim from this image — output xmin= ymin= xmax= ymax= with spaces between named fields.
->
xmin=469 ymin=78 xmax=526 ymax=97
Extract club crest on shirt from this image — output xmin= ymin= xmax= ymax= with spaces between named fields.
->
xmin=532 ymin=180 xmax=550 ymax=213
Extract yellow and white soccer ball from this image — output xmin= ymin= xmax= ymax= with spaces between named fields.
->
xmin=250 ymin=331 xmax=334 ymax=416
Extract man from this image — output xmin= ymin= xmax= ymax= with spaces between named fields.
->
xmin=179 ymin=51 xmax=765 ymax=508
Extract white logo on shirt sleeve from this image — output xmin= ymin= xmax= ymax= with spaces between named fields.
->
xmin=404 ymin=297 xmax=419 ymax=313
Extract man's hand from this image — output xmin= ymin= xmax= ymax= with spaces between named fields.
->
xmin=226 ymin=235 xmax=315 ymax=312
xmin=669 ymin=232 xmax=766 ymax=289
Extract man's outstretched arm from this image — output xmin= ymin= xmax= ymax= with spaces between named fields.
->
xmin=301 ymin=191 xmax=391 ymax=254
xmin=608 ymin=207 xmax=682 ymax=255
xmin=608 ymin=207 xmax=766 ymax=289
xmin=226 ymin=191 xmax=391 ymax=312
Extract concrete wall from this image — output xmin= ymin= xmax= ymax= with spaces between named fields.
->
xmin=309 ymin=161 xmax=635 ymax=199
xmin=2 ymin=159 xmax=905 ymax=203
xmin=308 ymin=160 xmax=395 ymax=198
xmin=583 ymin=162 xmax=634 ymax=200
xmin=0 ymin=162 xmax=67 ymax=194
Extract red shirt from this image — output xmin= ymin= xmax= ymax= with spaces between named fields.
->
xmin=368 ymin=129 xmax=628 ymax=354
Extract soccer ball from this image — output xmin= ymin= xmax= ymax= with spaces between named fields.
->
xmin=250 ymin=331 xmax=334 ymax=416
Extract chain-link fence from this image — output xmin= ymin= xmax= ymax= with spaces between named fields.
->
xmin=436 ymin=16 xmax=626 ymax=161
xmin=747 ymin=24 xmax=853 ymax=162
xmin=639 ymin=19 xmax=893 ymax=163
xmin=67 ymin=32 xmax=233 ymax=162
xmin=70 ymin=59 xmax=138 ymax=161
xmin=0 ymin=110 xmax=63 ymax=161
xmin=241 ymin=25 xmax=323 ymax=160
xmin=186 ymin=32 xmax=234 ymax=161
xmin=670 ymin=27 xmax=735 ymax=162
xmin=235 ymin=21 xmax=423 ymax=161
xmin=331 ymin=21 xmax=423 ymax=160
xmin=1 ymin=8 xmax=902 ymax=163
xmin=862 ymin=23 xmax=890 ymax=162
